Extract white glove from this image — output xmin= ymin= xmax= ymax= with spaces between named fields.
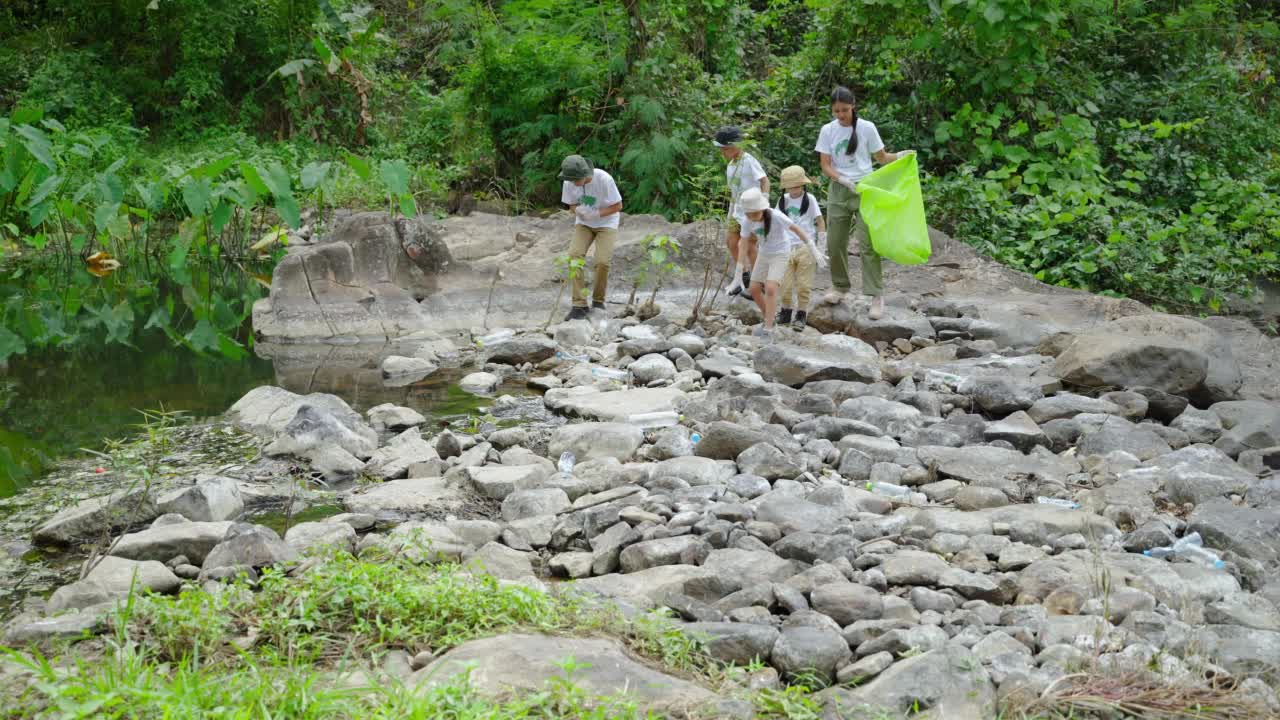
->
xmin=817 ymin=231 xmax=828 ymax=248
xmin=808 ymin=242 xmax=828 ymax=269
xmin=837 ymin=177 xmax=858 ymax=192
xmin=575 ymin=205 xmax=600 ymax=221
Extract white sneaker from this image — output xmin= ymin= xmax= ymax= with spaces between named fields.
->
xmin=725 ymin=277 xmax=743 ymax=295
xmin=822 ymin=290 xmax=847 ymax=305
xmin=869 ymin=296 xmax=884 ymax=320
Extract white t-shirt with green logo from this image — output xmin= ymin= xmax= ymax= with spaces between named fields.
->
xmin=780 ymin=192 xmax=821 ymax=241
xmin=561 ymin=168 xmax=623 ymax=229
xmin=815 ymin=119 xmax=885 ymax=185
xmin=745 ymin=208 xmax=801 ymax=256
xmin=726 ymin=152 xmax=767 ymax=223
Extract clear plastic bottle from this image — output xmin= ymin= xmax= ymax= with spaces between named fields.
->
xmin=625 ymin=411 xmax=680 ymax=429
xmin=923 ymin=370 xmax=964 ymax=390
xmin=556 ymin=350 xmax=590 ymax=363
xmin=591 ymin=367 xmax=629 ymax=381
xmin=475 ymin=328 xmax=514 ymax=347
xmin=1143 ymin=532 xmax=1225 ymax=569
xmin=1035 ymin=496 xmax=1080 ymax=510
xmin=866 ymin=481 xmax=911 ymax=498
xmin=557 ymin=452 xmax=575 ymax=474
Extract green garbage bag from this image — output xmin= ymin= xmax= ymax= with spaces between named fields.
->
xmin=856 ymin=153 xmax=931 ymax=265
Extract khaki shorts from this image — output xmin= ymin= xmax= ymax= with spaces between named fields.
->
xmin=751 ymin=252 xmax=790 ymax=284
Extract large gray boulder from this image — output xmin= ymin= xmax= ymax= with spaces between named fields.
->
xmin=284 ymin=521 xmax=358 ymax=555
xmin=34 ymin=488 xmax=158 ymax=546
xmin=342 ymin=477 xmax=471 ymax=518
xmin=818 ymin=645 xmax=996 ymax=720
xmin=548 ymin=423 xmax=644 ymax=463
xmin=48 ymin=556 xmax=180 ymax=612
xmin=770 ymin=626 xmax=852 ymax=684
xmin=263 ymin=402 xmax=378 ymax=460
xmin=252 ymin=212 xmax=452 ymax=341
xmin=682 ymin=622 xmax=779 ymax=665
xmin=411 ymin=633 xmax=722 ymax=715
xmin=1210 ymin=400 xmax=1280 ymax=458
xmin=110 ymin=519 xmax=235 ymax=565
xmin=1052 ymin=314 xmax=1242 ymax=403
xmin=362 ymin=428 xmax=441 ymax=480
xmin=155 ymin=475 xmax=244 ymax=522
xmin=484 ymin=335 xmax=557 ymax=365
xmin=753 ymin=342 xmax=880 ymax=387
xmin=202 ymin=524 xmax=299 ymax=572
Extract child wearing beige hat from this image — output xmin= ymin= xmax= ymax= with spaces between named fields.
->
xmin=775 ymin=166 xmax=827 ymax=329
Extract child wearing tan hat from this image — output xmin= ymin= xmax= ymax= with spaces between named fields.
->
xmin=775 ymin=166 xmax=827 ymax=329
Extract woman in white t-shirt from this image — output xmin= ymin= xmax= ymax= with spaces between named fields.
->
xmin=738 ymin=187 xmax=813 ymax=340
xmin=714 ymin=126 xmax=769 ymax=298
xmin=815 ymin=86 xmax=913 ymax=319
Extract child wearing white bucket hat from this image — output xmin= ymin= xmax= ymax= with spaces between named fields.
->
xmin=738 ymin=187 xmax=812 ymax=340
xmin=775 ymin=165 xmax=827 ymax=329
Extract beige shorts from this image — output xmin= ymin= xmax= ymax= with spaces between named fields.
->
xmin=751 ymin=252 xmax=790 ymax=284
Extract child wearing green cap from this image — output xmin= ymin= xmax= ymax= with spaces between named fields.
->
xmin=559 ymin=154 xmax=623 ymax=321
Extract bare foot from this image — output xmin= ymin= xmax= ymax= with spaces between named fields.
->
xmin=868 ymin=295 xmax=884 ymax=320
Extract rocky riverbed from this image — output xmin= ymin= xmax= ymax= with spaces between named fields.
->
xmin=3 ymin=210 xmax=1280 ymax=717
xmin=5 ymin=283 xmax=1280 ymax=717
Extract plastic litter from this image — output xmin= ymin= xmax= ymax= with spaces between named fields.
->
xmin=625 ymin=411 xmax=680 ymax=429
xmin=1035 ymin=496 xmax=1080 ymax=510
xmin=475 ymin=328 xmax=514 ymax=347
xmin=923 ymin=369 xmax=964 ymax=390
xmin=556 ymin=350 xmax=590 ymax=363
xmin=866 ymin=481 xmax=911 ymax=499
xmin=557 ymin=452 xmax=575 ymax=475
xmin=689 ymin=432 xmax=702 ymax=444
xmin=1143 ymin=532 xmax=1225 ymax=569
xmin=591 ymin=367 xmax=629 ymax=382
xmin=856 ymin=153 xmax=931 ymax=265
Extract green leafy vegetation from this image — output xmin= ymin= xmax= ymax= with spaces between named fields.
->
xmin=3 ymin=550 xmax=725 ymax=718
xmin=1 ymin=0 xmax=1277 ymax=346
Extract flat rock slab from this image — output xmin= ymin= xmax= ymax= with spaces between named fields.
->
xmin=916 ymin=445 xmax=1080 ymax=486
xmin=413 ymin=633 xmax=721 ymax=715
xmin=543 ymin=386 xmax=686 ymax=422
xmin=341 ymin=478 xmax=472 ymax=519
xmin=571 ymin=565 xmax=712 ymax=609
xmin=817 ymin=645 xmax=995 ymax=720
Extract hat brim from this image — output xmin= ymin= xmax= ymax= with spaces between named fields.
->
xmin=780 ymin=178 xmax=813 ymax=188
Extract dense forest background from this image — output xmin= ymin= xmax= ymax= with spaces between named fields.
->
xmin=1 ymin=0 xmax=1278 ymax=366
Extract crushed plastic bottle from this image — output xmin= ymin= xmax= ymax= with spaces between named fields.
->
xmin=1035 ymin=496 xmax=1080 ymax=510
xmin=591 ymin=367 xmax=629 ymax=382
xmin=689 ymin=432 xmax=702 ymax=445
xmin=1143 ymin=531 xmax=1225 ymax=569
xmin=556 ymin=350 xmax=590 ymax=363
xmin=475 ymin=328 xmax=514 ymax=347
xmin=923 ymin=369 xmax=964 ymax=390
xmin=625 ymin=411 xmax=680 ymax=429
xmin=866 ymin=481 xmax=911 ymax=499
xmin=558 ymin=452 xmax=576 ymax=475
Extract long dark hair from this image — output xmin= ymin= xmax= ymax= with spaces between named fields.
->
xmin=760 ymin=208 xmax=773 ymax=238
xmin=832 ymin=86 xmax=859 ymax=156
xmin=777 ymin=191 xmax=810 ymax=217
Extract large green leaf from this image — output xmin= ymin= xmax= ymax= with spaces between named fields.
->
xmin=379 ymin=159 xmax=411 ymax=195
xmin=14 ymin=125 xmax=55 ymax=171
xmin=345 ymin=153 xmax=372 ymax=181
xmin=182 ymin=177 xmax=213 ymax=216
xmin=240 ymin=163 xmax=270 ymax=196
xmin=27 ymin=174 xmax=63 ymax=209
xmin=275 ymin=195 xmax=301 ymax=229
xmin=185 ymin=318 xmax=219 ymax=353
xmin=262 ymin=162 xmax=293 ymax=199
xmin=301 ymin=161 xmax=333 ymax=190
xmin=0 ymin=326 xmax=26 ymax=363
